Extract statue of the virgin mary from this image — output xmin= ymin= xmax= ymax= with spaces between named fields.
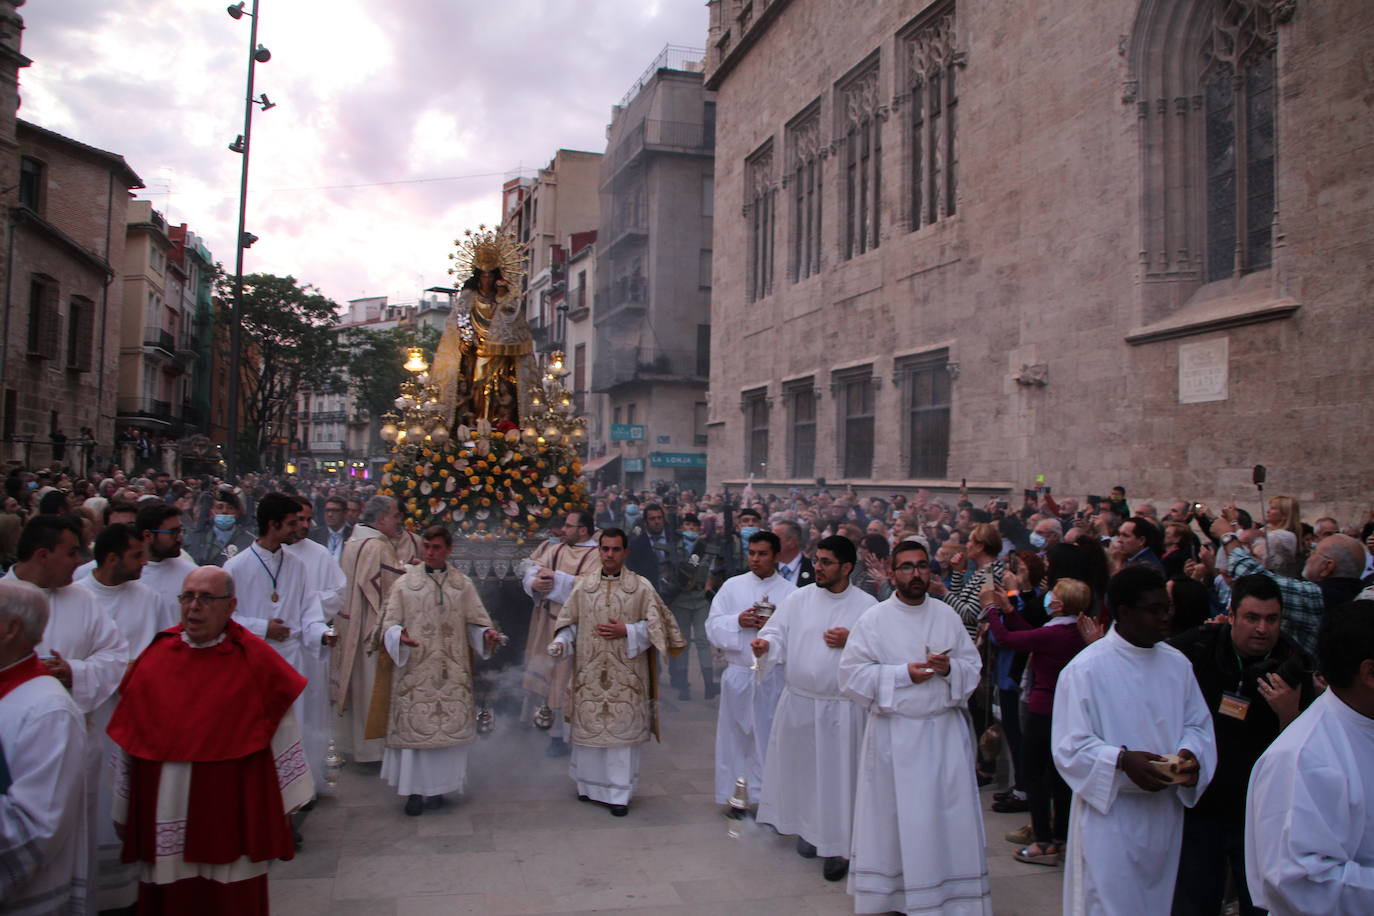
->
xmin=430 ymin=225 xmax=538 ymax=430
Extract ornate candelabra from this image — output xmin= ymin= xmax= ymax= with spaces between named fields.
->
xmin=378 ymin=348 xmax=449 ymax=453
xmin=520 ymin=350 xmax=586 ymax=454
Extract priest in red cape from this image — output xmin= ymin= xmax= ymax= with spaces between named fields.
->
xmin=107 ymin=565 xmax=314 ymax=914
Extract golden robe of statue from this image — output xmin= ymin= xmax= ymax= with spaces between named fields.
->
xmin=431 ymin=226 xmax=537 ymax=428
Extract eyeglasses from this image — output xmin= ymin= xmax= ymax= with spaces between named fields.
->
xmin=150 ymin=528 xmax=184 ymax=537
xmin=894 ymin=562 xmax=931 ymax=573
xmin=177 ymin=593 xmax=232 ymax=605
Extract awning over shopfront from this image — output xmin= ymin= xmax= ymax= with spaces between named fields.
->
xmin=580 ymin=454 xmax=621 ymax=477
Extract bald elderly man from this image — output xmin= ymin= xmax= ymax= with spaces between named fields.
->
xmin=1215 ymin=523 xmax=1368 ymax=658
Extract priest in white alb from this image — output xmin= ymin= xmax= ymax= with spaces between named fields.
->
xmin=224 ymin=493 xmax=334 ymax=802
xmin=78 ymin=522 xmax=171 ymax=911
xmin=704 ymin=530 xmax=795 ymax=806
xmin=330 ymin=495 xmax=422 ymax=763
xmin=134 ymin=502 xmax=198 ymax=619
xmin=0 ymin=578 xmax=89 ymax=915
xmin=522 ymin=509 xmax=598 ymax=756
xmin=548 ymin=528 xmax=686 ymax=816
xmin=378 ymin=526 xmax=504 ymax=815
xmin=753 ymin=534 xmax=875 ymax=882
xmin=1053 ymin=565 xmax=1216 ymax=916
xmin=284 ymin=495 xmax=347 ymax=790
xmin=839 ymin=538 xmax=991 ymax=915
xmin=5 ymin=514 xmax=129 ymax=914
xmin=1245 ymin=598 xmax=1374 ymax=916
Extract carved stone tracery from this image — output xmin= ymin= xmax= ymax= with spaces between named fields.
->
xmin=1203 ymin=0 xmax=1280 ymax=74
xmin=842 ymin=67 xmax=880 ymax=129
xmin=904 ymin=11 xmax=958 ymax=88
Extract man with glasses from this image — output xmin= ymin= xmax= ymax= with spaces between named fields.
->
xmin=309 ymin=496 xmax=353 ymax=561
xmin=108 ymin=566 xmax=313 ymax=912
xmin=752 ymin=535 xmax=876 ymax=882
xmin=840 ymin=539 xmax=990 ymax=914
xmin=136 ymin=504 xmax=198 ymax=619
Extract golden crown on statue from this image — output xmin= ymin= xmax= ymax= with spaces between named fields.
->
xmin=447 ymin=224 xmax=526 ymax=286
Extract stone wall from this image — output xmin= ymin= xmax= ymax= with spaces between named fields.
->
xmin=704 ymin=0 xmax=1374 ymax=522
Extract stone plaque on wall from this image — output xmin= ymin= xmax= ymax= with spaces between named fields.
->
xmin=1178 ymin=337 xmax=1228 ymax=404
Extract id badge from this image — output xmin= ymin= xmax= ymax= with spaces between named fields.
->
xmin=1218 ymin=692 xmax=1250 ymax=721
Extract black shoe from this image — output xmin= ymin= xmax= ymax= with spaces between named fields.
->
xmin=425 ymin=795 xmax=444 ymax=810
xmin=609 ymin=804 xmax=628 ymax=817
xmin=404 ymin=794 xmax=424 ymax=816
xmin=546 ymin=738 xmax=571 ymax=758
xmin=992 ymin=795 xmax=1029 ymax=813
xmin=796 ymin=837 xmax=818 ymax=858
xmin=992 ymin=789 xmax=1016 ymax=803
xmin=704 ymin=681 xmax=719 ymax=700
xmin=300 ymin=799 xmax=317 ymax=812
xmin=822 ymin=856 xmax=849 ymax=882
xmin=577 ymin=794 xmax=591 ymax=803
xmin=976 ymin=770 xmax=995 ymax=788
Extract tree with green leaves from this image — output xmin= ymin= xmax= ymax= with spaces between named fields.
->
xmin=337 ymin=322 xmax=440 ymax=452
xmin=223 ymin=273 xmax=343 ymax=471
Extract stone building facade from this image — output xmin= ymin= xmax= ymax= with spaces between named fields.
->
xmin=3 ymin=119 xmax=141 ymax=471
xmin=703 ymin=0 xmax=1373 ymax=519
xmin=593 ymin=49 xmax=715 ymax=492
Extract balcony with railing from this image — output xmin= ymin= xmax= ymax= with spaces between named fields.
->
xmin=117 ymin=397 xmax=175 ymax=426
xmin=606 ymin=118 xmax=715 ymax=181
xmin=591 ymin=346 xmax=708 ymax=392
xmin=311 ymin=410 xmax=349 ymax=422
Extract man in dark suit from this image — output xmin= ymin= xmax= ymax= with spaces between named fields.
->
xmin=1115 ymin=515 xmax=1166 ymax=574
xmin=772 ymin=519 xmax=815 ymax=587
xmin=309 ymin=495 xmax=353 ymax=561
xmin=627 ymin=503 xmax=671 ymax=599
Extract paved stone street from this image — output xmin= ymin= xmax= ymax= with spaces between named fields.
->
xmin=273 ymin=678 xmax=1063 ymax=915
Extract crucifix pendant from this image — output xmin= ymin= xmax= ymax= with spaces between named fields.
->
xmin=271 ymin=591 xmax=279 ymax=603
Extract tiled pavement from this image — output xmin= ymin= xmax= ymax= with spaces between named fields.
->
xmin=273 ymin=686 xmax=1062 ymax=915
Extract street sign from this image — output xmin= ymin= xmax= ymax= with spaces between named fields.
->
xmin=649 ymin=452 xmax=707 ymax=468
xmin=610 ymin=424 xmax=646 ymax=441
xmin=624 ymin=458 xmax=645 ymax=472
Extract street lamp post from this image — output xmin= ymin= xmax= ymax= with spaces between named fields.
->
xmin=225 ymin=1 xmax=272 ymax=478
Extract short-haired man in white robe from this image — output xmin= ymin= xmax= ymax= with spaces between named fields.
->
xmin=753 ymin=534 xmax=875 ymax=882
xmin=283 ymin=495 xmax=347 ymax=793
xmin=1246 ymin=598 xmax=1374 ymax=915
xmin=133 ymin=503 xmax=198 ymax=624
xmin=1053 ymin=565 xmax=1216 ymax=915
xmin=78 ymin=522 xmax=173 ymax=911
xmin=0 ymin=578 xmax=89 ymax=914
xmin=5 ymin=514 xmax=128 ymax=914
xmin=704 ymin=530 xmax=796 ymax=807
xmin=224 ymin=492 xmax=335 ymax=842
xmin=839 ymin=538 xmax=990 ymax=915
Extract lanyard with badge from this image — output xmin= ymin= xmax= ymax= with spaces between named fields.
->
xmin=1218 ymin=646 xmax=1271 ymax=721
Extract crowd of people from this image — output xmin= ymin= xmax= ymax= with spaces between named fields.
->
xmin=1 ymin=460 xmax=1372 ymax=914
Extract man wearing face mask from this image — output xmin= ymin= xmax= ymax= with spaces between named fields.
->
xmin=1031 ymin=517 xmax=1062 ymax=555
xmin=186 ymin=488 xmax=255 ymax=567
xmin=667 ymin=514 xmax=723 ymax=700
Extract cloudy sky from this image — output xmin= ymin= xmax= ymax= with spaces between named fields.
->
xmin=19 ymin=0 xmax=707 ymax=307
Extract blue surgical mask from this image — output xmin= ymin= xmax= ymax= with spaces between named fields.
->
xmin=1029 ymin=532 xmax=1047 ymax=550
xmin=213 ymin=514 xmax=236 ymax=531
xmin=26 ymin=481 xmax=37 ymax=490
xmin=738 ymin=526 xmax=760 ymax=541
xmin=624 ymin=506 xmax=641 ymax=521
xmin=680 ymin=531 xmax=699 ymax=546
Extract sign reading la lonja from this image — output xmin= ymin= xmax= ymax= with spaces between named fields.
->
xmin=650 ymin=452 xmax=707 ymax=468
xmin=610 ymin=424 xmax=646 ymax=441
